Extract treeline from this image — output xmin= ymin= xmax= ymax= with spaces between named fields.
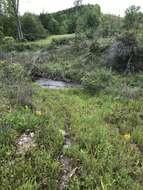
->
xmin=0 ymin=4 xmax=143 ymax=42
xmin=0 ymin=4 xmax=121 ymax=41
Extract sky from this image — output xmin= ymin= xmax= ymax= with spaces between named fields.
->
xmin=20 ymin=0 xmax=143 ymax=16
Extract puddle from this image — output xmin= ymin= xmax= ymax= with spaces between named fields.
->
xmin=36 ymin=79 xmax=80 ymax=89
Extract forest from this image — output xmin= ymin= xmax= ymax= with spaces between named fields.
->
xmin=0 ymin=0 xmax=143 ymax=189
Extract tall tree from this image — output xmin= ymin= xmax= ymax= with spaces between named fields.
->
xmin=4 ymin=0 xmax=23 ymax=40
xmin=74 ymin=0 xmax=83 ymax=38
xmin=124 ymin=5 xmax=141 ymax=31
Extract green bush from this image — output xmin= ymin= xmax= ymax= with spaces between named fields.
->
xmin=1 ymin=109 xmax=39 ymax=133
xmin=106 ymin=32 xmax=143 ymax=73
xmin=1 ymin=36 xmax=15 ymax=51
xmin=0 ymin=30 xmax=4 ymax=43
xmin=51 ymin=37 xmax=71 ymax=46
xmin=0 ymin=62 xmax=33 ymax=107
xmin=39 ymin=63 xmax=65 ymax=80
xmin=13 ymin=43 xmax=35 ymax=52
xmin=2 ymin=36 xmax=15 ymax=44
xmin=82 ymin=68 xmax=116 ymax=94
xmin=22 ymin=13 xmax=46 ymax=41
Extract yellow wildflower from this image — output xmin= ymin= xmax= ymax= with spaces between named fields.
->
xmin=123 ymin=133 xmax=131 ymax=141
xmin=36 ymin=111 xmax=42 ymax=116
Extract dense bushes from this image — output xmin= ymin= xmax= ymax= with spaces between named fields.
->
xmin=1 ymin=36 xmax=15 ymax=50
xmin=0 ymin=30 xmax=4 ymax=43
xmin=106 ymin=32 xmax=143 ymax=72
xmin=0 ymin=62 xmax=33 ymax=107
xmin=82 ymin=69 xmax=116 ymax=94
xmin=21 ymin=13 xmax=46 ymax=41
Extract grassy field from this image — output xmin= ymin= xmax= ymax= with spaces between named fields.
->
xmin=24 ymin=34 xmax=75 ymax=47
xmin=0 ymin=81 xmax=143 ymax=189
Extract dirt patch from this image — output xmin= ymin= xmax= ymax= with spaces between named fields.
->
xmin=16 ymin=131 xmax=36 ymax=155
xmin=59 ymin=111 xmax=78 ymax=190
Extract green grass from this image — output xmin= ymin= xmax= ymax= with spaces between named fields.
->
xmin=12 ymin=33 xmax=75 ymax=51
xmin=0 ymin=82 xmax=143 ymax=189
xmin=25 ymin=33 xmax=75 ymax=47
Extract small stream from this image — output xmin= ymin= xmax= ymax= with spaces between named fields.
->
xmin=36 ymin=78 xmax=80 ymax=89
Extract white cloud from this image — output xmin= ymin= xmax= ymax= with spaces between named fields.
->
xmin=20 ymin=0 xmax=143 ymax=16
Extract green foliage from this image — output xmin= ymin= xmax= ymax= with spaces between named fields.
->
xmin=13 ymin=43 xmax=35 ymax=51
xmin=0 ymin=30 xmax=4 ymax=43
xmin=16 ymin=180 xmax=38 ymax=190
xmin=0 ymin=62 xmax=33 ymax=107
xmin=21 ymin=13 xmax=46 ymax=41
xmin=1 ymin=36 xmax=15 ymax=50
xmin=132 ymin=127 xmax=143 ymax=147
xmin=0 ymin=76 xmax=143 ymax=189
xmin=82 ymin=69 xmax=116 ymax=94
xmin=97 ymin=14 xmax=123 ymax=37
xmin=106 ymin=32 xmax=143 ymax=73
xmin=2 ymin=15 xmax=17 ymax=38
xmin=0 ymin=150 xmax=60 ymax=190
xmin=48 ymin=16 xmax=60 ymax=34
xmin=2 ymin=36 xmax=15 ymax=44
xmin=76 ymin=4 xmax=101 ymax=38
xmin=124 ymin=5 xmax=142 ymax=31
xmin=37 ymin=123 xmax=63 ymax=157
xmin=1 ymin=109 xmax=39 ymax=133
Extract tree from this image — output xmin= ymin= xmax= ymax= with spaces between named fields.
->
xmin=3 ymin=0 xmax=23 ymax=40
xmin=21 ymin=13 xmax=46 ymax=41
xmin=75 ymin=5 xmax=101 ymax=38
xmin=124 ymin=5 xmax=142 ymax=31
xmin=48 ymin=16 xmax=60 ymax=34
xmin=106 ymin=32 xmax=143 ymax=73
xmin=98 ymin=14 xmax=123 ymax=37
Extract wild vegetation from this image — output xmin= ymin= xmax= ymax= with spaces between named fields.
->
xmin=0 ymin=0 xmax=143 ymax=189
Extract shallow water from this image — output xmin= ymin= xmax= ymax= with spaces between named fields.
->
xmin=36 ymin=78 xmax=80 ymax=89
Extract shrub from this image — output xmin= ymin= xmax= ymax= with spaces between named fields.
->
xmin=1 ymin=36 xmax=15 ymax=51
xmin=13 ymin=43 xmax=35 ymax=52
xmin=81 ymin=68 xmax=115 ymax=94
xmin=0 ymin=62 xmax=33 ymax=107
xmin=119 ymin=84 xmax=142 ymax=100
xmin=2 ymin=36 xmax=15 ymax=45
xmin=106 ymin=32 xmax=143 ymax=73
xmin=39 ymin=63 xmax=65 ymax=80
xmin=21 ymin=13 xmax=46 ymax=41
xmin=51 ymin=37 xmax=71 ymax=46
xmin=0 ymin=109 xmax=39 ymax=133
xmin=0 ymin=30 xmax=4 ymax=43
